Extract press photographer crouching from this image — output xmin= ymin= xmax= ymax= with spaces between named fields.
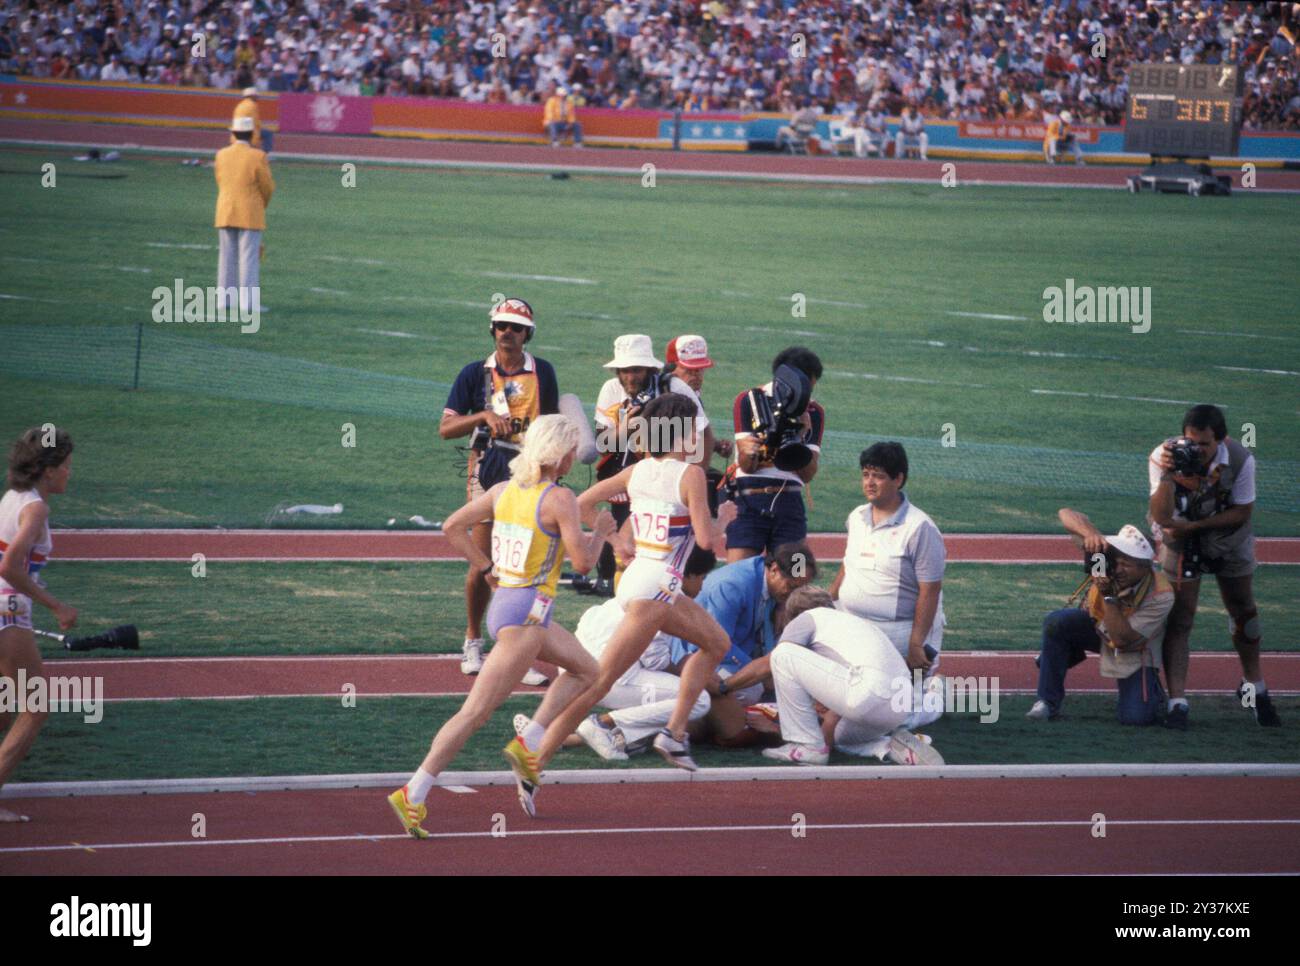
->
xmin=726 ymin=347 xmax=825 ymax=563
xmin=1027 ymin=511 xmax=1174 ymax=726
xmin=1148 ymin=404 xmax=1279 ymax=729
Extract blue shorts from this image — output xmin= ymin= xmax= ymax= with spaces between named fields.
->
xmin=725 ymin=487 xmax=807 ymax=553
xmin=486 ymin=585 xmax=555 ymax=639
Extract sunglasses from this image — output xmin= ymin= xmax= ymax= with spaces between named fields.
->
xmin=493 ymin=321 xmax=529 ymax=334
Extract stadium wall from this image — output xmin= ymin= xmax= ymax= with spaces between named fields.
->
xmin=3 ymin=75 xmax=1298 ymax=165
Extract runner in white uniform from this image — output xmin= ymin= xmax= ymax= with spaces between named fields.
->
xmin=522 ymin=393 xmax=735 ymax=779
xmin=0 ymin=426 xmax=77 ymax=822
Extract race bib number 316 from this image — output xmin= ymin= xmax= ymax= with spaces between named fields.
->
xmin=492 ymin=521 xmax=534 ymax=576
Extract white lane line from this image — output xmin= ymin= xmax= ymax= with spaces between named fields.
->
xmin=1216 ymin=365 xmax=1299 ymax=377
xmin=357 ymin=328 xmax=437 ymax=341
xmin=829 ymin=369 xmax=989 ymax=389
xmin=309 ymin=286 xmax=349 ymax=296
xmin=477 ymin=271 xmax=597 ymax=285
xmin=1179 ymin=329 xmax=1300 ymax=342
xmin=116 ymin=266 xmax=152 ymax=273
xmin=145 ymin=242 xmax=213 ymax=251
xmin=745 ymin=325 xmax=819 ymax=337
xmin=442 ymin=785 xmax=476 ymax=794
xmin=1030 ymin=388 xmax=1224 ymax=407
xmin=49 ymin=654 xmax=464 ymax=665
xmin=806 ymin=296 xmax=870 ymax=309
xmin=318 ymin=255 xmax=385 ymax=266
xmin=0 ymin=292 xmax=60 ymax=303
xmin=946 ymin=311 xmax=1029 ymax=321
xmin=4 ymin=817 xmax=1298 ymax=855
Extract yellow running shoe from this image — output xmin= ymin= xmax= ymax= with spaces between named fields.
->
xmin=387 ymin=786 xmax=430 ymax=839
xmin=503 ymin=736 xmax=542 ymax=786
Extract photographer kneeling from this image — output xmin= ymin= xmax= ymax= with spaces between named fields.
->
xmin=1027 ymin=511 xmax=1174 ymax=726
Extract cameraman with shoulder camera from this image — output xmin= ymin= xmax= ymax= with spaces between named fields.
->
xmin=581 ymin=335 xmax=712 ymax=597
xmin=727 ymin=347 xmax=825 ymax=563
xmin=441 ymin=297 xmax=559 ymax=677
xmin=1148 ymin=404 xmax=1279 ymax=729
xmin=1027 ymin=512 xmax=1174 ymax=726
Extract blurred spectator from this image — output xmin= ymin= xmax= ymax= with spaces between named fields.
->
xmin=543 ymin=83 xmax=583 ymax=147
xmin=0 ymin=1 xmax=1294 ymax=132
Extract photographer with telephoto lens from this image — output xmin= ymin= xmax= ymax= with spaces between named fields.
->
xmin=726 ymin=347 xmax=825 ymax=562
xmin=1027 ymin=511 xmax=1174 ymax=726
xmin=1148 ymin=404 xmax=1279 ymax=729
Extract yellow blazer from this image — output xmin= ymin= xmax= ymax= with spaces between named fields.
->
xmin=231 ymin=97 xmax=263 ymax=148
xmin=214 ymin=142 xmax=274 ymax=231
xmin=543 ymin=95 xmax=575 ymax=126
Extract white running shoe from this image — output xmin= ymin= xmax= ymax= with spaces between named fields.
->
xmin=521 ymin=667 xmax=550 ymax=687
xmin=460 ymin=638 xmax=485 ymax=676
xmin=652 ymin=729 xmax=698 ymax=772
xmin=577 ymin=714 xmax=629 ymax=761
xmin=887 ymin=728 xmax=945 ymax=766
xmin=1026 ymin=700 xmax=1057 ymax=721
xmin=761 ymin=742 xmax=829 ymax=766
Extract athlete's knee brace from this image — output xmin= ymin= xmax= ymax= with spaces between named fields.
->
xmin=1230 ymin=609 xmax=1261 ymax=648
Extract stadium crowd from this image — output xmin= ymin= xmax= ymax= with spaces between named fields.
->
xmin=2 ymin=1 xmax=1298 ymax=130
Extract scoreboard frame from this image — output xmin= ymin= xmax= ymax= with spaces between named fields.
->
xmin=1123 ymin=63 xmax=1245 ymax=158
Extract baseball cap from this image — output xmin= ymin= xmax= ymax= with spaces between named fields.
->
xmin=667 ymin=334 xmax=714 ymax=370
xmin=490 ymin=297 xmax=535 ymax=328
xmin=1106 ymin=525 xmax=1154 ymax=561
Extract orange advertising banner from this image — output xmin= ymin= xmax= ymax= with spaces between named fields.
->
xmin=0 ymin=77 xmax=277 ymax=128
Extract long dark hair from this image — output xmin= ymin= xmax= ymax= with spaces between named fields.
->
xmin=7 ymin=426 xmax=74 ymax=491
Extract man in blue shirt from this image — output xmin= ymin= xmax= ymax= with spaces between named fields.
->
xmin=668 ymin=542 xmax=816 ymax=746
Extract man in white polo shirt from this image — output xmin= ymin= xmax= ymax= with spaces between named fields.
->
xmin=762 ymin=586 xmax=944 ymax=766
xmin=831 ymin=442 xmax=946 ymax=673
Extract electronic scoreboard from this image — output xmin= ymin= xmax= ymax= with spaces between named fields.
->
xmin=1123 ymin=63 xmax=1244 ymax=157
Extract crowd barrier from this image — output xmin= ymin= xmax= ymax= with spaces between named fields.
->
xmin=3 ymin=75 xmax=1298 ymax=164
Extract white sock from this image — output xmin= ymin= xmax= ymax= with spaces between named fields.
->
xmin=521 ymin=721 xmax=545 ymax=750
xmin=1168 ymin=697 xmax=1189 ymax=711
xmin=407 ymin=767 xmax=436 ymax=805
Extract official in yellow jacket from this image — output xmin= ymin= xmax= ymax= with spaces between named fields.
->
xmin=231 ymin=86 xmax=263 ymax=149
xmin=543 ymin=85 xmax=583 ymax=148
xmin=215 ymin=115 xmax=274 ymax=316
xmin=1043 ymin=110 xmax=1083 ymax=165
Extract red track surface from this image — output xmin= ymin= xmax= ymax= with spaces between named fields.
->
xmin=5 ymin=117 xmax=1300 ymax=191
xmin=48 ymin=529 xmax=1300 ymax=563
xmin=4 ymin=777 xmax=1298 ymax=875
xmin=50 ymin=652 xmax=1300 ymax=700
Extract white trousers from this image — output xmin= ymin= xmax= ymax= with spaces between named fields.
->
xmin=770 ymin=641 xmax=909 ymax=751
xmin=870 ymin=612 xmax=944 ymax=669
xmin=217 ymin=227 xmax=262 ymax=311
xmin=895 ymin=131 xmax=928 ymax=158
xmin=601 ymin=666 xmax=710 ymax=751
xmin=854 ymin=130 xmax=885 ymax=157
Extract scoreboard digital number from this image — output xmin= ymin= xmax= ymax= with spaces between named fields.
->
xmin=1124 ymin=63 xmax=1244 ymax=157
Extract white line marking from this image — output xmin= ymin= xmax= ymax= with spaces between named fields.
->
xmin=830 ymin=369 xmax=988 ymax=389
xmin=442 ymin=785 xmax=476 ymax=794
xmin=116 ymin=266 xmax=151 ymax=273
xmin=309 ymin=286 xmax=348 ymax=296
xmin=4 ymin=817 xmax=1297 ymax=855
xmin=946 ymin=311 xmax=1029 ymax=321
xmin=1179 ymin=329 xmax=1300 ymax=342
xmin=145 ymin=242 xmax=213 ymax=251
xmin=477 ymin=271 xmax=597 ymax=285
xmin=805 ymin=297 xmax=871 ymax=309
xmin=0 ymin=292 xmax=60 ymax=303
xmin=357 ymin=328 xmax=436 ymax=341
xmin=745 ymin=325 xmax=819 ymax=337
xmin=1216 ymin=365 xmax=1299 ymax=377
xmin=1030 ymin=389 xmax=1222 ymax=407
xmin=6 ymin=763 xmax=1298 ymax=800
xmin=318 ymin=255 xmax=385 ymax=266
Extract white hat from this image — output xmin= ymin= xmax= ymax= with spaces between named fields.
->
xmin=1106 ymin=525 xmax=1154 ymax=561
xmin=667 ymin=334 xmax=713 ymax=370
xmin=230 ymin=115 xmax=256 ymax=133
xmin=604 ymin=334 xmax=662 ymax=370
xmin=242 ymin=86 xmax=258 ymax=97
xmin=1060 ymin=110 xmax=1073 ymax=122
xmin=490 ymin=297 xmax=535 ymax=328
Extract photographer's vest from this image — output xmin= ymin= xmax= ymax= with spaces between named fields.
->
xmin=1069 ymin=568 xmax=1172 ymax=680
xmin=1153 ymin=437 xmax=1253 ymax=559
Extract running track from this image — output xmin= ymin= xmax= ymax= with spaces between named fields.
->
xmin=4 ymin=777 xmax=1299 ymax=875
xmin=4 ymin=117 xmax=1300 ymax=192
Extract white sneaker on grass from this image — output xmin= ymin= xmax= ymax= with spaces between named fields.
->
xmin=521 ymin=667 xmax=549 ymax=687
xmin=886 ymin=728 xmax=945 ymax=766
xmin=761 ymin=742 xmax=829 ymax=766
xmin=577 ymin=714 xmax=628 ymax=761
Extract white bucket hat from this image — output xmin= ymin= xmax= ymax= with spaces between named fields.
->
xmin=230 ymin=115 xmax=256 ymax=133
xmin=1107 ymin=525 xmax=1154 ymax=561
xmin=605 ymin=334 xmax=662 ymax=370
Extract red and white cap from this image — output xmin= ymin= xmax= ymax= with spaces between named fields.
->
xmin=490 ymin=297 xmax=535 ymax=328
xmin=666 ymin=334 xmax=713 ymax=370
